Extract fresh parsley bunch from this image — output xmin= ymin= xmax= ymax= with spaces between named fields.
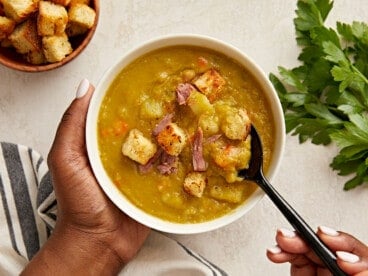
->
xmin=270 ymin=0 xmax=368 ymax=190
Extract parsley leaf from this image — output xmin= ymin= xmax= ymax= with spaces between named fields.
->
xmin=270 ymin=0 xmax=368 ymax=190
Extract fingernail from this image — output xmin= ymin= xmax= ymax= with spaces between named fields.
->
xmin=279 ymin=228 xmax=296 ymax=238
xmin=267 ymin=245 xmax=282 ymax=254
xmin=319 ymin=226 xmax=339 ymax=237
xmin=76 ymin=79 xmax=90 ymax=98
xmin=336 ymin=251 xmax=360 ymax=263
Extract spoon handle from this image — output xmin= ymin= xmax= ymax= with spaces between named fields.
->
xmin=256 ymin=172 xmax=347 ymax=276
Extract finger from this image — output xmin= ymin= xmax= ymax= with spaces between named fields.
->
xmin=48 ymin=79 xmax=96 ymax=196
xmin=276 ymin=228 xmax=309 ymax=254
xmin=317 ymin=226 xmax=368 ymax=275
xmin=336 ymin=251 xmax=368 ymax=275
xmin=267 ymin=245 xmax=325 ymax=276
xmin=318 ymin=226 xmax=368 ymax=257
xmin=267 ymin=245 xmax=310 ymax=265
xmin=48 ymin=79 xmax=94 ymax=172
xmin=52 ymin=79 xmax=94 ymax=153
xmin=276 ymin=228 xmax=322 ymax=265
xmin=356 ymin=271 xmax=368 ymax=276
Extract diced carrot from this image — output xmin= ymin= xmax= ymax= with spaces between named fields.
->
xmin=198 ymin=56 xmax=208 ymax=68
xmin=100 ymin=127 xmax=113 ymax=138
xmin=100 ymin=120 xmax=128 ymax=138
xmin=113 ymin=120 xmax=129 ymax=136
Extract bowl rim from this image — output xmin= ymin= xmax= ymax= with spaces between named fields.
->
xmin=0 ymin=0 xmax=100 ymax=72
xmin=86 ymin=33 xmax=286 ymax=234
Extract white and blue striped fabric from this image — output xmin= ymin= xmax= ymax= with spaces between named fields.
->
xmin=0 ymin=142 xmax=227 ymax=276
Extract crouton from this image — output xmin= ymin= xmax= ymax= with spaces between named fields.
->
xmin=183 ymin=172 xmax=207 ymax=197
xmin=9 ymin=18 xmax=41 ymax=54
xmin=42 ymin=33 xmax=72 ymax=62
xmin=220 ymin=108 xmax=251 ymax=140
xmin=156 ymin=123 xmax=187 ymax=156
xmin=49 ymin=0 xmax=71 ymax=6
xmin=2 ymin=0 xmax=39 ymax=23
xmin=26 ymin=49 xmax=45 ymax=64
xmin=37 ymin=1 xmax=68 ymax=36
xmin=67 ymin=3 xmax=95 ymax=34
xmin=122 ymin=129 xmax=158 ymax=165
xmin=1 ymin=38 xmax=12 ymax=47
xmin=0 ymin=3 xmax=4 ymax=16
xmin=69 ymin=0 xmax=90 ymax=5
xmin=193 ymin=69 xmax=226 ymax=101
xmin=0 ymin=16 xmax=15 ymax=39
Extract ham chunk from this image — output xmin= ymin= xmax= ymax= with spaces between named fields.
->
xmin=176 ymin=83 xmax=196 ymax=105
xmin=192 ymin=128 xmax=207 ymax=172
xmin=193 ymin=69 xmax=226 ymax=100
xmin=156 ymin=123 xmax=187 ymax=156
xmin=153 ymin=113 xmax=173 ymax=136
xmin=157 ymin=152 xmax=178 ymax=175
xmin=122 ymin=129 xmax=157 ymax=165
xmin=183 ymin=172 xmax=207 ymax=198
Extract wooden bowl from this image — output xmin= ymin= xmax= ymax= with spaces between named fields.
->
xmin=0 ymin=0 xmax=99 ymax=72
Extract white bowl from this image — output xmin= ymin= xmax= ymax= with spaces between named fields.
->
xmin=86 ymin=34 xmax=285 ymax=234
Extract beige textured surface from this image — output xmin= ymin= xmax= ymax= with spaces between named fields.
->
xmin=0 ymin=1 xmax=367 ymax=275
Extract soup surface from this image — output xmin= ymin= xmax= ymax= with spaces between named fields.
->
xmin=98 ymin=46 xmax=274 ymax=223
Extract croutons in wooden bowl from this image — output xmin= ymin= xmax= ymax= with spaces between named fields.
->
xmin=0 ymin=0 xmax=99 ymax=72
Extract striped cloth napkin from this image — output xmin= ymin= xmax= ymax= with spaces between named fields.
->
xmin=0 ymin=142 xmax=226 ymax=276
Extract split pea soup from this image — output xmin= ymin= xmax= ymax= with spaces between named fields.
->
xmin=97 ymin=46 xmax=275 ymax=223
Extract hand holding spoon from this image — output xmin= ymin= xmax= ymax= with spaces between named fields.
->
xmin=238 ymin=126 xmax=347 ymax=276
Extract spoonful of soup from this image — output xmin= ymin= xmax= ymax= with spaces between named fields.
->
xmin=238 ymin=125 xmax=347 ymax=276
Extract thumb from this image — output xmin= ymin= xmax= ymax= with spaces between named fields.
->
xmin=318 ymin=226 xmax=368 ymax=275
xmin=48 ymin=79 xmax=94 ymax=170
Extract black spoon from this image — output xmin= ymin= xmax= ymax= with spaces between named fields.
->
xmin=238 ymin=125 xmax=347 ymax=276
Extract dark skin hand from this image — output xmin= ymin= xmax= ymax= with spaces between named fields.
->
xmin=267 ymin=226 xmax=368 ymax=276
xmin=22 ymin=80 xmax=150 ymax=275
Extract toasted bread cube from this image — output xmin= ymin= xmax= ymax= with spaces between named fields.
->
xmin=1 ymin=38 xmax=12 ymax=47
xmin=183 ymin=172 xmax=207 ymax=198
xmin=37 ymin=1 xmax=68 ymax=36
xmin=26 ymin=50 xmax=46 ymax=64
xmin=0 ymin=16 xmax=15 ymax=39
xmin=42 ymin=33 xmax=72 ymax=62
xmin=156 ymin=123 xmax=187 ymax=156
xmin=0 ymin=4 xmax=4 ymax=16
xmin=193 ymin=69 xmax=226 ymax=101
xmin=221 ymin=108 xmax=251 ymax=140
xmin=66 ymin=3 xmax=95 ymax=36
xmin=9 ymin=18 xmax=41 ymax=54
xmin=68 ymin=3 xmax=95 ymax=29
xmin=49 ymin=0 xmax=71 ymax=6
xmin=122 ymin=129 xmax=157 ymax=165
xmin=69 ymin=0 xmax=90 ymax=5
xmin=2 ymin=0 xmax=39 ymax=23
xmin=65 ymin=22 xmax=86 ymax=36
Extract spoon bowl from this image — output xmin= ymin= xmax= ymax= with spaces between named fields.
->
xmin=239 ymin=125 xmax=347 ymax=276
